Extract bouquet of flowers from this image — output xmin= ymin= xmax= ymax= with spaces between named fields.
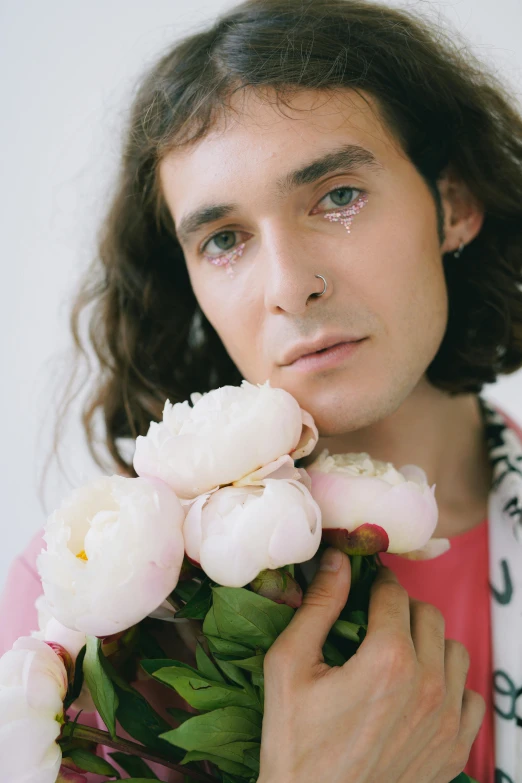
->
xmin=0 ymin=381 xmax=478 ymax=783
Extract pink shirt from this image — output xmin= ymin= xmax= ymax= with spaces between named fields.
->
xmin=381 ymin=517 xmax=493 ymax=783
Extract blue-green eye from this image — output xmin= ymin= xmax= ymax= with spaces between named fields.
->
xmin=320 ymin=187 xmax=358 ymax=209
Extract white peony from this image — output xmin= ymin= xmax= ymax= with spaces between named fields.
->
xmin=37 ymin=475 xmax=186 ymax=637
xmin=183 ymin=478 xmax=322 ymax=587
xmin=308 ymin=450 xmax=445 ymax=557
xmin=32 ymin=596 xmax=95 ymax=713
xmin=133 ymin=380 xmax=318 ymax=500
xmin=0 ymin=636 xmax=67 ymax=783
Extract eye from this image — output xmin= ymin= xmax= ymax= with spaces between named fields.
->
xmin=313 ymin=186 xmax=362 ymax=212
xmin=201 ymin=230 xmax=249 ymax=259
xmin=199 ymin=185 xmax=366 ymax=265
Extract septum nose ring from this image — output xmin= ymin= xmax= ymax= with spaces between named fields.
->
xmin=312 ymin=274 xmax=327 ymax=297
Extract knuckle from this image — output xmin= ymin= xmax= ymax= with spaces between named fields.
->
xmin=370 ymin=635 xmax=416 ymax=680
xmin=414 ymin=600 xmax=445 ymax=628
xmin=374 ymin=579 xmax=408 ymax=602
xmin=303 ymin=582 xmax=336 ymax=606
xmin=264 ymin=639 xmax=293 ymax=671
xmin=439 ymin=707 xmax=461 ymax=742
xmin=419 ymin=675 xmax=446 ymax=711
xmin=446 ymin=638 xmax=471 ymax=673
xmin=446 ymin=739 xmax=471 ymax=777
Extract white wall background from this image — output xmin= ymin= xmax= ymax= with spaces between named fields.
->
xmin=1 ymin=0 xmax=521 ymax=592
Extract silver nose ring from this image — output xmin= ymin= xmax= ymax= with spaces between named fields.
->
xmin=313 ymin=274 xmax=327 ymax=297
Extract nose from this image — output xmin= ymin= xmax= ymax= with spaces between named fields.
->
xmin=262 ymin=228 xmax=332 ymax=314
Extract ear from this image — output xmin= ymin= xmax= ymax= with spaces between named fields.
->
xmin=436 ymin=166 xmax=485 ymax=254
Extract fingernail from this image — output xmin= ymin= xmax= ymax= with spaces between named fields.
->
xmin=319 ymin=548 xmax=343 ymax=572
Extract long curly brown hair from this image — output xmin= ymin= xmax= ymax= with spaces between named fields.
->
xmin=44 ymin=0 xmax=522 ymax=494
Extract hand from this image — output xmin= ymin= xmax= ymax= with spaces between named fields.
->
xmin=258 ymin=548 xmax=486 ymax=783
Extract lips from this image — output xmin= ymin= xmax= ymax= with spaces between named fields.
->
xmin=281 ymin=335 xmax=366 ymax=366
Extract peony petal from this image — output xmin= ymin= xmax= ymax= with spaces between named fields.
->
xmin=397 ymin=537 xmax=451 ymax=561
xmin=233 ymin=454 xmax=302 ymax=486
xmin=290 ymin=408 xmax=319 ymax=460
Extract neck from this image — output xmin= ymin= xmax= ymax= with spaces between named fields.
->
xmin=301 ymin=380 xmax=492 ymax=539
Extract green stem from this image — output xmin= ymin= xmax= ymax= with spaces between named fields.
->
xmin=62 ymin=723 xmax=218 ymax=782
xmin=351 ymin=555 xmax=362 ymax=586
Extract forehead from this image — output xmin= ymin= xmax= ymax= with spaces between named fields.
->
xmin=159 ymin=87 xmax=404 ymax=213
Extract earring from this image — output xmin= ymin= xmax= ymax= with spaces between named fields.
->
xmin=453 ymin=240 xmax=465 ymax=258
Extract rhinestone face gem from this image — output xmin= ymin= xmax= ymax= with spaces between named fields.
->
xmin=206 ymin=242 xmax=246 ymax=277
xmin=323 ymin=192 xmax=369 ymax=233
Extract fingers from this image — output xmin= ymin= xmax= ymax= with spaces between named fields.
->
xmin=365 ymin=565 xmax=412 ymax=644
xmin=442 ymin=638 xmax=485 ymax=761
xmin=455 ymin=688 xmax=487 ymax=763
xmin=409 ymin=597 xmax=446 ymax=675
xmin=265 ymin=548 xmax=351 ymax=674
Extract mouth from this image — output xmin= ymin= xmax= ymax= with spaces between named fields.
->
xmin=286 ymin=338 xmax=367 ymax=372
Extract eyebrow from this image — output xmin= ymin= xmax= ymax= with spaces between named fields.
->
xmin=174 ymin=144 xmax=383 ymax=245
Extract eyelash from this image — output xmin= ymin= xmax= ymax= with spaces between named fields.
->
xmin=199 ymin=185 xmax=365 ymax=264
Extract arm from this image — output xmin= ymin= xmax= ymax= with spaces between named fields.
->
xmin=0 ymin=529 xmax=44 ymax=654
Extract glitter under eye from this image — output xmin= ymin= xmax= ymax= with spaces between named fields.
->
xmin=205 ymin=241 xmax=246 ymax=278
xmin=323 ymin=192 xmax=369 ymax=233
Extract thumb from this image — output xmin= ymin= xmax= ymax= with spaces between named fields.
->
xmin=276 ymin=548 xmax=351 ymax=672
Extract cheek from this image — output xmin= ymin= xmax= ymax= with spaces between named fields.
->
xmin=367 ymin=211 xmax=448 ymax=351
xmin=189 ymin=268 xmax=265 ymax=374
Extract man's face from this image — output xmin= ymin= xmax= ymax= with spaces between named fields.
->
xmin=159 ymin=88 xmax=450 ymax=435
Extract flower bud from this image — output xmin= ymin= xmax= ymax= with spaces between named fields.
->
xmin=45 ymin=641 xmax=74 ymax=685
xmin=250 ymin=567 xmax=303 ymax=608
xmin=57 ymin=761 xmax=88 ymax=782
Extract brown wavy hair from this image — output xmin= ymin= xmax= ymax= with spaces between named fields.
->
xmin=44 ymin=0 xmax=522 ymax=495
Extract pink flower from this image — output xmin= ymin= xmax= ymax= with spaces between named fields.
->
xmin=183 ymin=478 xmax=322 ymax=586
xmin=308 ymin=451 xmax=446 ymax=558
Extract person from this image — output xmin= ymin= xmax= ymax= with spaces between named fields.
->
xmin=2 ymin=0 xmax=522 ymax=780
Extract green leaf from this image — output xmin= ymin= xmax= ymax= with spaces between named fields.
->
xmin=332 ymin=619 xmax=363 ymax=643
xmin=203 ymin=605 xmax=256 ymax=657
xmin=221 ymin=773 xmax=249 ymax=783
xmin=181 ymin=750 xmax=253 ymax=777
xmin=174 ymin=579 xmax=203 ymax=602
xmin=150 ymin=665 xmax=260 ymax=711
xmin=175 ymin=577 xmax=212 ymax=619
xmin=63 ymin=644 xmax=86 ymax=710
xmin=83 ymin=636 xmax=119 ymax=739
xmin=211 ymin=587 xmax=294 ymax=652
xmin=251 ymin=671 xmax=264 ymax=689
xmin=189 ymin=741 xmax=260 ymax=767
xmin=323 ymin=638 xmax=346 ymax=667
xmin=166 ymin=706 xmax=194 ymax=724
xmin=242 ymin=745 xmax=260 ymax=774
xmin=114 ymin=684 xmax=182 ymax=759
xmin=141 ymin=658 xmax=200 ymax=678
xmin=347 ymin=609 xmax=367 ymax=625
xmin=195 ymin=641 xmax=226 ymax=683
xmin=449 ymin=776 xmax=479 ymax=783
xmin=227 ymin=652 xmax=265 ymax=673
xmin=212 ymin=655 xmax=254 ymax=692
xmin=207 ymin=634 xmax=255 ymax=657
xmin=137 ymin=625 xmax=168 ymax=659
xmin=65 ymin=748 xmax=121 ymax=777
xmin=109 ymin=752 xmax=158 ymax=779
xmin=160 ymin=705 xmax=262 ymax=751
